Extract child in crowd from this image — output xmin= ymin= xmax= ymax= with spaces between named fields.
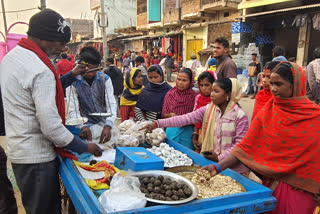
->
xmin=141 ymin=78 xmax=249 ymax=174
xmin=192 ymin=71 xmax=217 ymax=152
xmin=135 ymin=65 xmax=172 ymax=121
xmin=120 ymin=68 xmax=144 ymax=122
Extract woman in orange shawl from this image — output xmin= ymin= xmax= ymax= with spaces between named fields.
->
xmin=202 ymin=62 xmax=320 ymax=214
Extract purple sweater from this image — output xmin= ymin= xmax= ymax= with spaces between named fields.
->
xmin=158 ymin=104 xmax=249 ymax=173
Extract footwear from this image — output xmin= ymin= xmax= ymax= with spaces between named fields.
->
xmin=251 ymin=95 xmax=256 ymax=99
xmin=241 ymin=94 xmax=249 ymax=98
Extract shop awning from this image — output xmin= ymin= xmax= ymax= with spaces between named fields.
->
xmin=240 ymin=3 xmax=320 ymax=19
xmin=123 ymin=35 xmax=151 ymax=41
xmin=238 ymin=0 xmax=294 ymax=9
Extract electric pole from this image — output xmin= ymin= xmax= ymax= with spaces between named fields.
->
xmin=1 ymin=0 xmax=8 ymax=35
xmin=40 ymin=0 xmax=46 ymax=10
xmin=100 ymin=0 xmax=108 ymax=63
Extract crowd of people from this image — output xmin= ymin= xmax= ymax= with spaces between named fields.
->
xmin=0 ymin=8 xmax=319 ymax=214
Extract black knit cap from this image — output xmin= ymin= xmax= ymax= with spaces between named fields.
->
xmin=27 ymin=9 xmax=71 ymax=43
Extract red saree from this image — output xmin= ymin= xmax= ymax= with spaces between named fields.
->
xmin=232 ymin=62 xmax=320 ymax=196
xmin=251 ymin=89 xmax=272 ymax=121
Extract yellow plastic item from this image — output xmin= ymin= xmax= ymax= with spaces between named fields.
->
xmin=74 ymin=160 xmax=120 ymax=190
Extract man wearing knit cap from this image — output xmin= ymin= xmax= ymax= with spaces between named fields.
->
xmin=0 ymin=9 xmax=102 ymax=214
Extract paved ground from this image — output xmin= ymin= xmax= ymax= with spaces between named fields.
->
xmin=0 ymin=90 xmax=255 ymax=214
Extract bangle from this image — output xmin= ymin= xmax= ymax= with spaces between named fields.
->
xmin=155 ymin=120 xmax=159 ymax=128
xmin=192 ymin=132 xmax=199 ymax=136
xmin=213 ymin=163 xmax=222 ymax=173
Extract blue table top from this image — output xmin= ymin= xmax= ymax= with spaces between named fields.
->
xmin=59 ymin=139 xmax=276 ymax=214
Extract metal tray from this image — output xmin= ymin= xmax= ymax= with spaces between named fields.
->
xmin=65 ymin=117 xmax=88 ymax=126
xmin=131 ymin=170 xmax=199 ymax=205
xmin=89 ymin=113 xmax=112 ymax=117
xmin=166 ymin=166 xmax=200 ymax=180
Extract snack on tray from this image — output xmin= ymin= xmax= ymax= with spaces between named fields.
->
xmin=192 ymin=171 xmax=243 ymax=199
xmin=147 ymin=143 xmax=193 ymax=168
xmin=138 ymin=175 xmax=193 ymax=201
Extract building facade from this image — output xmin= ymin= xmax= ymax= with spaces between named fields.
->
xmin=236 ymin=0 xmax=320 ymax=67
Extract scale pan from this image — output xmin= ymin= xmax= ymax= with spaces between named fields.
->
xmin=89 ymin=113 xmax=112 ymax=117
xmin=65 ymin=117 xmax=88 ymax=126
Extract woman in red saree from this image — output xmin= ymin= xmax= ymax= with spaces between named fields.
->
xmin=202 ymin=62 xmax=320 ymax=214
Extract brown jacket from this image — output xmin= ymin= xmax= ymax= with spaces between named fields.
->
xmin=216 ymin=55 xmax=237 ymax=79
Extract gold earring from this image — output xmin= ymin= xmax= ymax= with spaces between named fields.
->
xmin=226 ymin=97 xmax=229 ymax=101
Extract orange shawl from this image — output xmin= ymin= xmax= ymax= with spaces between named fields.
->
xmin=232 ymin=62 xmax=320 ymax=194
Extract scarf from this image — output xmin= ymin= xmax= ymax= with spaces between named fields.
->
xmin=251 ymin=89 xmax=273 ymax=121
xmin=18 ymin=38 xmax=77 ymax=160
xmin=162 ymin=71 xmax=196 ymax=116
xmin=201 ymin=78 xmax=242 ymax=152
xmin=194 ymin=70 xmax=217 ymax=129
xmin=120 ymin=67 xmax=144 ymax=106
xmin=18 ymin=38 xmax=65 ymax=123
xmin=232 ymin=62 xmax=320 ymax=195
xmin=136 ymin=65 xmax=172 ymax=112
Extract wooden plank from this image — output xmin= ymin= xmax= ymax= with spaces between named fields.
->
xmin=296 ymin=22 xmax=311 ymax=67
xmin=238 ymin=0 xmax=294 ymax=9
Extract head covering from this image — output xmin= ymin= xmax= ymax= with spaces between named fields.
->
xmin=162 ymin=70 xmax=197 ymax=116
xmin=208 ymin=58 xmax=217 ymax=66
xmin=201 ymin=78 xmax=242 ymax=152
xmin=232 ymin=62 xmax=320 ymax=195
xmin=161 ymin=52 xmax=165 ymax=57
xmin=168 ymin=52 xmax=173 ymax=57
xmin=27 ymin=9 xmax=71 ymax=43
xmin=136 ymin=65 xmax=172 ymax=112
xmin=194 ymin=70 xmax=217 ymax=129
xmin=120 ymin=68 xmax=144 ymax=106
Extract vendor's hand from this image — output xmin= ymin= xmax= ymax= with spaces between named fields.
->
xmin=80 ymin=126 xmax=92 ymax=141
xmin=87 ymin=143 xmax=103 ymax=157
xmin=202 ymin=150 xmax=219 ymax=162
xmin=139 ymin=122 xmax=157 ymax=133
xmin=198 ymin=165 xmax=218 ymax=177
xmin=99 ymin=126 xmax=112 ymax=144
xmin=72 ymin=64 xmax=86 ymax=76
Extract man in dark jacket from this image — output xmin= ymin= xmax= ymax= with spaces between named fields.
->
xmin=104 ymin=57 xmax=124 ymax=116
xmin=165 ymin=52 xmax=174 ymax=82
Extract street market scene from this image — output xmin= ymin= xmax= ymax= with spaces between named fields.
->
xmin=1 ymin=0 xmax=320 ymax=213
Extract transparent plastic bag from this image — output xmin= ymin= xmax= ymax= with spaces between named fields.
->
xmin=89 ymin=125 xmax=121 ymax=150
xmin=123 ymin=121 xmax=152 ymax=144
xmin=98 ymin=172 xmax=146 ymax=212
xmin=118 ymin=119 xmax=135 ymax=134
xmin=146 ymin=128 xmax=166 ymax=147
xmin=115 ymin=135 xmax=139 ymax=147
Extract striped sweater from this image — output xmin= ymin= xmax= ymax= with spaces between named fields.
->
xmin=158 ymin=104 xmax=249 ymax=173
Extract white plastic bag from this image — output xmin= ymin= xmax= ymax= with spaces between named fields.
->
xmin=118 ymin=119 xmax=136 ymax=134
xmin=98 ymin=172 xmax=146 ymax=213
xmin=146 ymin=128 xmax=166 ymax=146
xmin=115 ymin=135 xmax=139 ymax=147
xmin=89 ymin=125 xmax=121 ymax=150
xmin=124 ymin=121 xmax=152 ymax=144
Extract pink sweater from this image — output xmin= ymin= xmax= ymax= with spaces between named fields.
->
xmin=158 ymin=104 xmax=249 ymax=173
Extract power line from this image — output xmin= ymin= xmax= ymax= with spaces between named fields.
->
xmin=0 ymin=7 xmax=38 ymax=13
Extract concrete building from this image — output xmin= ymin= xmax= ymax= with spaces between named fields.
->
xmin=132 ymin=0 xmax=241 ymax=64
xmin=65 ymin=18 xmax=94 ymax=41
xmin=237 ymin=0 xmax=320 ymax=67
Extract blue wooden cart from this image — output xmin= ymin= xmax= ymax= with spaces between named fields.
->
xmin=59 ymin=139 xmax=276 ymax=214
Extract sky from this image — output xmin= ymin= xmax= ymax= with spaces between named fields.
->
xmin=0 ymin=0 xmax=93 ymax=36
